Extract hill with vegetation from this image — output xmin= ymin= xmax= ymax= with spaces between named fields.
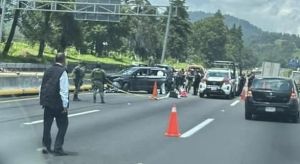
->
xmin=189 ymin=11 xmax=300 ymax=67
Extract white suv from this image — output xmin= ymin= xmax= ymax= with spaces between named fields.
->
xmin=199 ymin=68 xmax=237 ymax=99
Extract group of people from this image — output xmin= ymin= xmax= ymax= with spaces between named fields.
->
xmin=39 ymin=53 xmax=107 ymax=156
xmin=71 ymin=61 xmax=107 ymax=103
xmin=171 ymin=68 xmax=203 ymax=96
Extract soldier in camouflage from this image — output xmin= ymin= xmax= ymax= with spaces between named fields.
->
xmin=72 ymin=62 xmax=86 ymax=101
xmin=91 ymin=63 xmax=106 ymax=103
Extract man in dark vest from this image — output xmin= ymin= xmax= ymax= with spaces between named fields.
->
xmin=40 ymin=52 xmax=69 ymax=156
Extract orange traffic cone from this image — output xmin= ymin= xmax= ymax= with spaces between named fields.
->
xmin=150 ymin=81 xmax=158 ymax=100
xmin=165 ymin=104 xmax=181 ymax=137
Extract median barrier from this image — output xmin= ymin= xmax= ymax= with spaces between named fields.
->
xmin=0 ymin=73 xmax=92 ymax=96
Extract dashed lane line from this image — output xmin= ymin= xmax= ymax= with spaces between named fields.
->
xmin=0 ymin=97 xmax=38 ymax=104
xmin=180 ymin=118 xmax=215 ymax=138
xmin=230 ymin=100 xmax=240 ymax=107
xmin=23 ymin=109 xmax=100 ymax=125
xmin=0 ymin=92 xmax=102 ymax=104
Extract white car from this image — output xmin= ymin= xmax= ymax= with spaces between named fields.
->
xmin=199 ymin=68 xmax=238 ymax=99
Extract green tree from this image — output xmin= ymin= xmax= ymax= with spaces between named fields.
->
xmin=47 ymin=13 xmax=82 ymax=52
xmin=2 ymin=9 xmax=20 ymax=57
xmin=19 ymin=10 xmax=52 ymax=57
xmin=164 ymin=0 xmax=191 ymax=62
xmin=190 ymin=10 xmax=227 ymax=65
xmin=122 ymin=0 xmax=161 ymax=61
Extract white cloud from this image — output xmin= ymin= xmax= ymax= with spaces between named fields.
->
xmin=149 ymin=0 xmax=300 ymax=34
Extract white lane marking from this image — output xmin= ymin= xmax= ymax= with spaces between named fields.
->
xmin=0 ymin=97 xmax=38 ymax=104
xmin=0 ymin=93 xmax=95 ymax=104
xmin=36 ymin=147 xmax=44 ymax=152
xmin=180 ymin=118 xmax=214 ymax=138
xmin=23 ymin=110 xmax=100 ymax=125
xmin=230 ymin=100 xmax=240 ymax=107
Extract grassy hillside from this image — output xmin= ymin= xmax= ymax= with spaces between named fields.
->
xmin=0 ymin=42 xmax=190 ymax=69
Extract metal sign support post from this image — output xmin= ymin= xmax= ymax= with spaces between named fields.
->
xmin=0 ymin=0 xmax=6 ymax=42
xmin=160 ymin=3 xmax=172 ymax=64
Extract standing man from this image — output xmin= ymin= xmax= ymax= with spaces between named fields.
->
xmin=248 ymin=72 xmax=255 ymax=88
xmin=91 ymin=63 xmax=106 ymax=103
xmin=177 ymin=69 xmax=185 ymax=90
xmin=148 ymin=56 xmax=155 ymax=67
xmin=72 ymin=61 xmax=86 ymax=101
xmin=193 ymin=71 xmax=201 ymax=95
xmin=40 ymin=53 xmax=69 ymax=156
xmin=185 ymin=70 xmax=194 ymax=93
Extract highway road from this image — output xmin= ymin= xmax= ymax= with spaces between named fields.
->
xmin=0 ymin=92 xmax=300 ymax=164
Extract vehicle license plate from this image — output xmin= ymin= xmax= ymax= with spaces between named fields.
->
xmin=210 ymin=86 xmax=218 ymax=91
xmin=265 ymin=107 xmax=276 ymax=112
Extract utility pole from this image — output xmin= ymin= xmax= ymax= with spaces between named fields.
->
xmin=160 ymin=2 xmax=172 ymax=64
xmin=0 ymin=0 xmax=5 ymax=42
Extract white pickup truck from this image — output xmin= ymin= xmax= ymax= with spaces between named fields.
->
xmin=199 ymin=68 xmax=237 ymax=99
xmin=261 ymin=62 xmax=281 ymax=77
xmin=290 ymin=71 xmax=300 ymax=88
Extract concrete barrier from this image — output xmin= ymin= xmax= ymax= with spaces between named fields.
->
xmin=0 ymin=73 xmax=92 ymax=96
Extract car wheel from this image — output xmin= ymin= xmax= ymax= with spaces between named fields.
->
xmin=231 ymin=90 xmax=235 ymax=99
xmin=112 ymin=82 xmax=121 ymax=89
xmin=199 ymin=93 xmax=204 ymax=98
xmin=226 ymin=93 xmax=231 ymax=99
xmin=292 ymin=113 xmax=299 ymax=123
xmin=245 ymin=111 xmax=252 ymax=120
xmin=122 ymin=83 xmax=129 ymax=92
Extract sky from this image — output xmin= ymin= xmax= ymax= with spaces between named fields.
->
xmin=149 ymin=0 xmax=300 ymax=35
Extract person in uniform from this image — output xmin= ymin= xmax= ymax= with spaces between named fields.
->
xmin=248 ymin=72 xmax=255 ymax=88
xmin=178 ymin=69 xmax=186 ymax=89
xmin=193 ymin=71 xmax=201 ymax=95
xmin=238 ymin=74 xmax=246 ymax=95
xmin=72 ymin=62 xmax=86 ymax=101
xmin=186 ymin=70 xmax=194 ymax=93
xmin=40 ymin=53 xmax=69 ymax=156
xmin=91 ymin=63 xmax=106 ymax=103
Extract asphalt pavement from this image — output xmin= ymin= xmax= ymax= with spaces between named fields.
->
xmin=0 ymin=92 xmax=300 ymax=164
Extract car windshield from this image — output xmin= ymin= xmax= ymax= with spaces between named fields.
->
xmin=207 ymin=71 xmax=229 ymax=78
xmin=252 ymin=79 xmax=292 ymax=91
xmin=121 ymin=67 xmax=138 ymax=75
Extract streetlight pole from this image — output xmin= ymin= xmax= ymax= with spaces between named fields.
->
xmin=0 ymin=0 xmax=6 ymax=42
xmin=160 ymin=1 xmax=172 ymax=64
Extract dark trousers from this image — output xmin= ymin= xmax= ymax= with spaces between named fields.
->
xmin=193 ymin=82 xmax=200 ymax=95
xmin=73 ymin=80 xmax=82 ymax=99
xmin=43 ymin=107 xmax=69 ymax=151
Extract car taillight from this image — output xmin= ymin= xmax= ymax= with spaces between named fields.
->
xmin=247 ymin=90 xmax=252 ymax=97
xmin=291 ymin=88 xmax=298 ymax=99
